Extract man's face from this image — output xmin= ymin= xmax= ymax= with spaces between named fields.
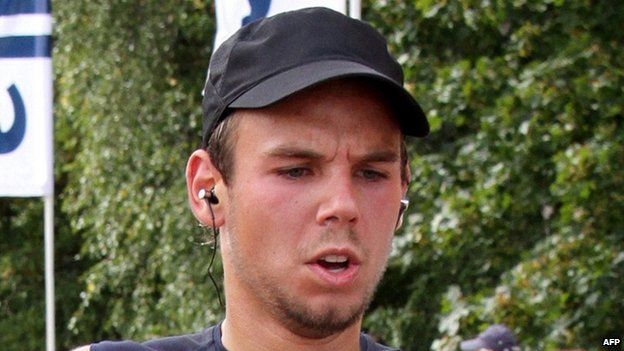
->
xmin=219 ymin=79 xmax=406 ymax=338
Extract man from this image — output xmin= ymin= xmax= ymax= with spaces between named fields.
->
xmin=75 ymin=7 xmax=429 ymax=351
xmin=460 ymin=324 xmax=521 ymax=351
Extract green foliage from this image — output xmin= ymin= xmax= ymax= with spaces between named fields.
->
xmin=0 ymin=196 xmax=84 ymax=351
xmin=0 ymin=199 xmax=46 ymax=351
xmin=54 ymin=0 xmax=220 ymax=347
xmin=364 ymin=0 xmax=624 ymax=349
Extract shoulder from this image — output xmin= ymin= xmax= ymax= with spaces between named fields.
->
xmin=71 ymin=347 xmax=91 ymax=351
xmin=360 ymin=332 xmax=400 ymax=351
xmin=87 ymin=324 xmax=223 ymax=351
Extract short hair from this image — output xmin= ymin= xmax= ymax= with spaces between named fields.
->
xmin=202 ymin=111 xmax=409 ymax=185
xmin=202 ymin=111 xmax=239 ymax=185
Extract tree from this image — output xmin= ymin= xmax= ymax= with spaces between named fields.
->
xmin=363 ymin=0 xmax=624 ymax=350
xmin=54 ymin=1 xmax=219 ymax=347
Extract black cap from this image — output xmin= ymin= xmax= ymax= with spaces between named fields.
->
xmin=201 ymin=7 xmax=429 ymax=144
xmin=460 ymin=324 xmax=520 ymax=351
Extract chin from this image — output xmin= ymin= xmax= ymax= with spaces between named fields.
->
xmin=284 ymin=303 xmax=364 ymax=339
xmin=274 ymin=288 xmax=372 ymax=339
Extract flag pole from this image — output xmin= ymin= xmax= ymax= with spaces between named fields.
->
xmin=349 ymin=0 xmax=361 ymax=20
xmin=44 ymin=194 xmax=55 ymax=351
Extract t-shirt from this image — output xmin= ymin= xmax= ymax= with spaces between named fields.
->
xmin=90 ymin=323 xmax=398 ymax=350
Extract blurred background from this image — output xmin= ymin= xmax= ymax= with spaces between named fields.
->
xmin=1 ymin=1 xmax=622 ymax=350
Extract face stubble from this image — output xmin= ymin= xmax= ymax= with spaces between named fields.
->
xmin=224 ymin=192 xmax=393 ymax=339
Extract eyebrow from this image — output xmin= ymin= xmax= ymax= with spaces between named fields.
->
xmin=264 ymin=146 xmax=324 ymax=160
xmin=264 ymin=146 xmax=399 ymax=163
xmin=357 ymin=150 xmax=399 ymax=164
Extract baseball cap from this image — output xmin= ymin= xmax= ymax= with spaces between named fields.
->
xmin=201 ymin=7 xmax=429 ymax=144
xmin=460 ymin=324 xmax=520 ymax=351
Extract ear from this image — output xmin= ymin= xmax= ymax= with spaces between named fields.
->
xmin=185 ymin=149 xmax=226 ymax=227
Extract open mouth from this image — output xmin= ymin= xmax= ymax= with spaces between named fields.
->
xmin=316 ymin=255 xmax=350 ymax=272
xmin=307 ymin=252 xmax=360 ymax=286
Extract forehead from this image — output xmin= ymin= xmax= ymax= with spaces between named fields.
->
xmin=231 ymin=79 xmax=402 ymax=152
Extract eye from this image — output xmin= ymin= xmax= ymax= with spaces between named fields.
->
xmin=278 ymin=167 xmax=312 ymax=179
xmin=358 ymin=169 xmax=387 ymax=181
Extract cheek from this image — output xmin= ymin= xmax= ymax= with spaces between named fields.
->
xmin=228 ymin=177 xmax=310 ymax=257
xmin=357 ymin=192 xmax=400 ymax=257
xmin=362 ymin=222 xmax=394 ymax=257
xmin=359 ymin=188 xmax=401 ymax=227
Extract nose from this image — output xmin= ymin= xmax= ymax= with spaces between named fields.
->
xmin=315 ymin=172 xmax=360 ymax=227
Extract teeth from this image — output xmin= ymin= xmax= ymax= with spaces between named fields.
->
xmin=322 ymin=255 xmax=348 ymax=263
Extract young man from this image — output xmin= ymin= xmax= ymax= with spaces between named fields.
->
xmin=76 ymin=7 xmax=429 ymax=351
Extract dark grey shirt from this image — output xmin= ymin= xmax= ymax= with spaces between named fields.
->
xmin=90 ymin=323 xmax=398 ymax=350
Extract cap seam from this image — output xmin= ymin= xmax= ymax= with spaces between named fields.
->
xmin=217 ymin=22 xmax=266 ymax=94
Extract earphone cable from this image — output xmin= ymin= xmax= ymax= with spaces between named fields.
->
xmin=206 ymin=200 xmax=224 ymax=309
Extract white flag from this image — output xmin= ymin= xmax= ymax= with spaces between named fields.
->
xmin=0 ymin=0 xmax=53 ymax=197
xmin=214 ymin=0 xmax=347 ymax=50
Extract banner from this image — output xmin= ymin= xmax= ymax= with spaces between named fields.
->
xmin=0 ymin=0 xmax=53 ymax=197
xmin=214 ymin=0 xmax=346 ymax=49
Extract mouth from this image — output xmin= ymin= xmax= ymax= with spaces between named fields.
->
xmin=316 ymin=254 xmax=350 ymax=272
xmin=306 ymin=249 xmax=361 ymax=286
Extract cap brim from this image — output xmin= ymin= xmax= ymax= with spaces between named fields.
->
xmin=228 ymin=60 xmax=429 ymax=137
xmin=460 ymin=339 xmax=489 ymax=350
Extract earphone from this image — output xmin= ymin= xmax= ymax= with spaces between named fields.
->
xmin=396 ymin=197 xmax=409 ymax=229
xmin=198 ymin=187 xmax=219 ymax=204
xmin=197 ymin=187 xmax=223 ymax=308
xmin=197 ymin=186 xmax=406 ymax=304
xmin=200 ymin=187 xmax=409 ymax=230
